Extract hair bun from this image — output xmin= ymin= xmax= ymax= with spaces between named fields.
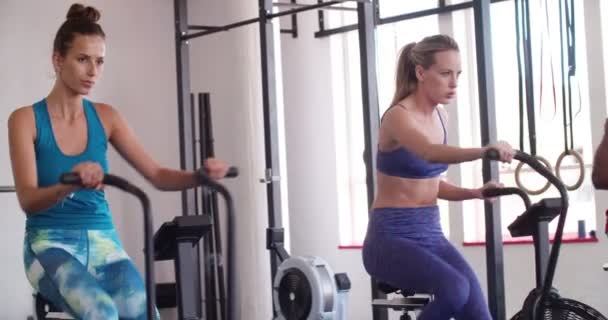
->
xmin=66 ymin=3 xmax=101 ymax=22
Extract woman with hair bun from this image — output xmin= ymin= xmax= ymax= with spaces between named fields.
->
xmin=8 ymin=4 xmax=231 ymax=319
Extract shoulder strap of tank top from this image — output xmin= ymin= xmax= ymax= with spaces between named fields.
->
xmin=380 ymin=103 xmax=408 ymax=123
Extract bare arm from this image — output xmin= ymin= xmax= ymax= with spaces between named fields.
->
xmin=385 ymin=107 xmax=485 ymax=164
xmin=102 ymin=104 xmax=199 ymax=191
xmin=8 ymin=107 xmax=78 ymax=214
xmin=592 ymin=121 xmax=608 ymax=189
xmin=437 ymin=180 xmax=480 ymax=201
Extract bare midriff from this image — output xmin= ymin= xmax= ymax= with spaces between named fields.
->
xmin=372 ymin=171 xmax=440 ymax=209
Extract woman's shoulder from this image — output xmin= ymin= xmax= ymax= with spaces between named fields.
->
xmin=89 ymin=101 xmax=119 ymax=120
xmin=7 ymin=105 xmax=36 ymax=141
xmin=382 ymin=100 xmax=415 ymax=125
xmin=89 ymin=101 xmax=115 ymax=112
xmin=8 ymin=105 xmax=35 ymax=126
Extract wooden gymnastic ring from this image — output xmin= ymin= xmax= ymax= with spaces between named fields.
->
xmin=555 ymin=150 xmax=585 ymax=191
xmin=514 ymin=155 xmax=553 ymax=195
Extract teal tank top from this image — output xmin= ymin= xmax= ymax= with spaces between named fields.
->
xmin=26 ymin=98 xmax=113 ymax=230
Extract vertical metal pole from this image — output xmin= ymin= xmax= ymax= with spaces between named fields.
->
xmin=290 ymin=0 xmax=298 ymax=38
xmin=317 ymin=0 xmax=325 ymax=33
xmin=175 ymin=1 xmax=203 ymax=318
xmin=473 ymin=0 xmax=506 ymax=319
xmin=358 ymin=1 xmax=383 ymax=319
xmin=522 ymin=0 xmax=537 ymax=155
xmin=191 ymin=93 xmax=200 ymax=214
xmin=175 ymin=241 xmax=201 ymax=320
xmin=174 ymin=2 xmax=196 ymax=214
xmin=199 ymin=93 xmax=219 ymax=320
xmin=534 ymin=222 xmax=550 ymax=289
xmin=259 ymin=0 xmax=284 ymax=316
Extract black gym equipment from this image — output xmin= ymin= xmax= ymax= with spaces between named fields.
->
xmin=154 ymin=214 xmax=212 ymax=317
xmin=172 ymin=1 xmax=378 ymax=317
xmin=555 ymin=0 xmax=585 ymax=191
xmin=192 ymin=166 xmax=238 ymax=320
xmin=198 ymin=92 xmax=227 ymax=320
xmin=0 ymin=185 xmax=16 ymax=192
xmin=514 ymin=0 xmax=553 ymax=195
xmin=513 ymin=0 xmax=585 ymax=195
xmin=267 ymin=228 xmax=351 ymax=320
xmin=371 ymin=283 xmax=431 ymax=320
xmin=484 ymin=149 xmax=606 ymax=320
xmin=151 ymin=165 xmax=238 ymax=320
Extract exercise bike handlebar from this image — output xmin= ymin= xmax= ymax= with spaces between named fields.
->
xmin=225 ymin=166 xmax=239 ymax=178
xmin=196 ymin=166 xmax=238 ymax=320
xmin=481 ymin=187 xmax=532 ymax=209
xmin=0 ymin=186 xmax=16 ymax=193
xmin=60 ymin=172 xmax=156 ymax=320
xmin=484 ymin=149 xmax=569 ymax=208
xmin=484 ymin=148 xmax=571 ymax=314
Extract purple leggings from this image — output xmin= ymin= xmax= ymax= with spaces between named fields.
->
xmin=362 ymin=206 xmax=492 ymax=320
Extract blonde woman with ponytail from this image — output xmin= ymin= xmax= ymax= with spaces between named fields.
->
xmin=362 ymin=34 xmax=514 ymax=320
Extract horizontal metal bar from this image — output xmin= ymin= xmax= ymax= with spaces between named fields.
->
xmin=378 ymin=2 xmax=472 ymax=25
xmin=280 ymin=29 xmax=295 ymax=33
xmin=188 ymin=25 xmax=222 ymax=30
xmin=315 ymin=0 xmax=510 ymax=38
xmin=268 ymin=1 xmax=347 ymax=19
xmin=378 ymin=0 xmax=510 ymax=24
xmin=182 ymin=17 xmax=261 ymax=40
xmin=182 ymin=0 xmax=372 ymax=40
xmin=273 ymin=1 xmax=357 ymax=11
xmin=0 ymin=186 xmax=16 ymax=193
xmin=315 ymin=23 xmax=357 ymax=37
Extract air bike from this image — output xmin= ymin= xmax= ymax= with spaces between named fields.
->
xmin=484 ymin=149 xmax=606 ymax=320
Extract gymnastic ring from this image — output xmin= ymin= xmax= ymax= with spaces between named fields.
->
xmin=514 ymin=155 xmax=553 ymax=196
xmin=555 ymin=150 xmax=585 ymax=191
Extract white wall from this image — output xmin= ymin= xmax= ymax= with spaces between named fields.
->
xmin=279 ymin=2 xmax=608 ymax=320
xmin=0 ymin=1 xmax=272 ymax=319
xmin=280 ymin=7 xmax=375 ymax=319
xmin=0 ymin=0 xmax=33 ymax=301
xmin=186 ymin=0 xmax=275 ymax=318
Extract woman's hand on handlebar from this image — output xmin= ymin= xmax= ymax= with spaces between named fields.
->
xmin=203 ymin=158 xmax=230 ymax=180
xmin=476 ymin=180 xmax=504 ymax=202
xmin=484 ymin=141 xmax=515 ymax=163
xmin=70 ymin=162 xmax=104 ymax=190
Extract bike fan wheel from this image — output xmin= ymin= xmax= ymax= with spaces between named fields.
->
xmin=511 ymin=296 xmax=607 ymax=320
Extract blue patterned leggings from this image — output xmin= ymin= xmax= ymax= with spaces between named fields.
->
xmin=23 ymin=229 xmax=159 ymax=320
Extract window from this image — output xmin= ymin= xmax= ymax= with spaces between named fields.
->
xmin=378 ymin=0 xmax=438 ymax=19
xmin=334 ymin=0 xmax=597 ymax=247
xmin=602 ymin=0 xmax=608 ymax=102
xmin=331 ymin=10 xmax=450 ymax=246
xmin=448 ymin=0 xmax=473 ymax=5
xmin=457 ymin=0 xmax=596 ymax=242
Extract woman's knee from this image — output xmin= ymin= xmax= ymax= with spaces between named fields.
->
xmin=76 ymin=295 xmax=119 ymax=320
xmin=435 ymin=273 xmax=470 ymax=313
xmin=113 ymin=288 xmax=160 ymax=320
